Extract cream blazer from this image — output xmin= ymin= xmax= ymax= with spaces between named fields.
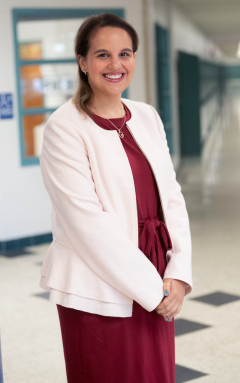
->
xmin=39 ymin=98 xmax=192 ymax=317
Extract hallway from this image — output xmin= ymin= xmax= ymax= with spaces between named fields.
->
xmin=0 ymin=94 xmax=240 ymax=382
xmin=175 ymin=91 xmax=240 ymax=382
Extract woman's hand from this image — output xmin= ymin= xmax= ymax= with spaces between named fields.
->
xmin=155 ymin=278 xmax=187 ymax=321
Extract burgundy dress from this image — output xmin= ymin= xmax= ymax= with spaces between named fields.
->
xmin=57 ymin=103 xmax=175 ymax=383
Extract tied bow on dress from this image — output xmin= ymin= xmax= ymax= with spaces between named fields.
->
xmin=138 ymin=217 xmax=172 ymax=278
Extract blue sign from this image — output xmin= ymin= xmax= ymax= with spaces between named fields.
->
xmin=0 ymin=93 xmax=13 ymax=119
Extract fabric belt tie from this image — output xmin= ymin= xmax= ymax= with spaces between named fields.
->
xmin=138 ymin=216 xmax=172 ymax=273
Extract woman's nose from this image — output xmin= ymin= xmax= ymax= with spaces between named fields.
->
xmin=109 ymin=55 xmax=121 ymax=69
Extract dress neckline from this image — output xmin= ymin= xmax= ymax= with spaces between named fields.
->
xmin=90 ymin=102 xmax=131 ymax=122
xmin=89 ymin=102 xmax=131 ymax=131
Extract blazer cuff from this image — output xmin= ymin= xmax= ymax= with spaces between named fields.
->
xmin=142 ymin=279 xmax=164 ymax=312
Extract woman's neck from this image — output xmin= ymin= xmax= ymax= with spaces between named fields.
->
xmin=89 ymin=93 xmax=125 ymax=119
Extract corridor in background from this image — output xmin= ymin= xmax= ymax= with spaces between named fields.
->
xmin=175 ymin=84 xmax=240 ymax=382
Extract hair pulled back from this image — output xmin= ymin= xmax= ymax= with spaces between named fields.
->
xmin=73 ymin=13 xmax=139 ymax=115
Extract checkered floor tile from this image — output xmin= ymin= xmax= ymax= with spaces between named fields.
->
xmin=175 ymin=318 xmax=210 ymax=336
xmin=34 ymin=292 xmax=50 ymax=300
xmin=192 ymin=291 xmax=240 ymax=306
xmin=175 ymin=364 xmax=207 ymax=382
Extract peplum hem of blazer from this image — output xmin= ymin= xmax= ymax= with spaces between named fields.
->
xmin=39 ymin=98 xmax=192 ymax=317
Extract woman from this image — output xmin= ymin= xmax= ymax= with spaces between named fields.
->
xmin=39 ymin=13 xmax=192 ymax=383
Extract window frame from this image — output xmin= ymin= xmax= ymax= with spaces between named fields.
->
xmin=12 ymin=8 xmax=126 ymax=166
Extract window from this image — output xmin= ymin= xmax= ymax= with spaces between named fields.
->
xmin=13 ymin=9 xmax=126 ymax=166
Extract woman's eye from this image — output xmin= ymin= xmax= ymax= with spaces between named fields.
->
xmin=98 ymin=53 xmax=108 ymax=58
xmin=97 ymin=52 xmax=130 ymax=58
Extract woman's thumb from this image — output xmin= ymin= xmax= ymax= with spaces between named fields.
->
xmin=163 ymin=278 xmax=172 ymax=297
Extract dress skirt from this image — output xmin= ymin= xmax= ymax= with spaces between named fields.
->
xmin=57 ymin=105 xmax=175 ymax=383
xmin=57 ymin=218 xmax=174 ymax=383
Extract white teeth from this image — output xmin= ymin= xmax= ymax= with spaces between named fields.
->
xmin=104 ymin=74 xmax=123 ymax=79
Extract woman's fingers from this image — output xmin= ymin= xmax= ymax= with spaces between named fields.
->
xmin=155 ymin=294 xmax=173 ymax=312
xmin=156 ymin=299 xmax=178 ymax=317
xmin=164 ymin=304 xmax=182 ymax=321
xmin=156 ymin=297 xmax=176 ymax=313
xmin=162 ymin=278 xmax=172 ymax=298
xmin=156 ymin=279 xmax=186 ymax=320
xmin=160 ymin=280 xmax=185 ymax=309
xmin=155 ymin=280 xmax=172 ymax=311
xmin=156 ymin=292 xmax=182 ymax=318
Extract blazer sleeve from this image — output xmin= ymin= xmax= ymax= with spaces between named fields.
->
xmin=149 ymin=105 xmax=193 ymax=295
xmin=40 ymin=115 xmax=164 ymax=311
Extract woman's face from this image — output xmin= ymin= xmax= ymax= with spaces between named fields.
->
xmin=78 ymin=27 xmax=136 ymax=98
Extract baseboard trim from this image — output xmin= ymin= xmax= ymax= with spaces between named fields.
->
xmin=0 ymin=232 xmax=52 ymax=254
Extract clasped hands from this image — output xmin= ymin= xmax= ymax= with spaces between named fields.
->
xmin=155 ymin=278 xmax=187 ymax=322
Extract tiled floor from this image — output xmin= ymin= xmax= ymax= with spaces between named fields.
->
xmin=0 ymin=93 xmax=240 ymax=382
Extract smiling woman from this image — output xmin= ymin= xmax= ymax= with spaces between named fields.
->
xmin=73 ymin=14 xmax=138 ymax=117
xmin=39 ymin=12 xmax=192 ymax=383
xmin=79 ymin=26 xmax=135 ymax=95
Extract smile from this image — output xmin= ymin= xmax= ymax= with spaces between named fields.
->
xmin=102 ymin=73 xmax=126 ymax=83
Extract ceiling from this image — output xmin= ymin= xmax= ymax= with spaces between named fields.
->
xmin=171 ymin=0 xmax=240 ymax=60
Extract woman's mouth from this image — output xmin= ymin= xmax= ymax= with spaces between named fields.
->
xmin=102 ymin=73 xmax=126 ymax=83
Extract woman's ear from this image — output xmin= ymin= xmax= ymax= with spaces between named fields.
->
xmin=77 ymin=55 xmax=87 ymax=73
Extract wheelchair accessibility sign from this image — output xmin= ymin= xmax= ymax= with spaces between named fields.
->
xmin=0 ymin=93 xmax=13 ymax=119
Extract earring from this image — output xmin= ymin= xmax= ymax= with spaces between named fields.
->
xmin=84 ymin=71 xmax=87 ymax=75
